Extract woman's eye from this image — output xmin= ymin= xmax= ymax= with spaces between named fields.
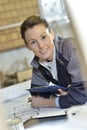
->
xmin=42 ymin=35 xmax=47 ymax=40
xmin=31 ymin=41 xmax=36 ymax=44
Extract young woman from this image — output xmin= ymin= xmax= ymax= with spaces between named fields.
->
xmin=20 ymin=15 xmax=87 ymax=108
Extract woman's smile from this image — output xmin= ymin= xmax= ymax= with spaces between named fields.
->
xmin=39 ymin=48 xmax=48 ymax=54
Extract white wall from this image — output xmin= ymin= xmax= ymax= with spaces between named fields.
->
xmin=0 ymin=47 xmax=34 ymax=72
xmin=65 ymin=0 xmax=87 ymax=65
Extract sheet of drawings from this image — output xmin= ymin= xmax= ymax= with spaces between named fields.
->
xmin=3 ymin=93 xmax=66 ymax=123
xmin=1 ymin=80 xmax=86 ymax=123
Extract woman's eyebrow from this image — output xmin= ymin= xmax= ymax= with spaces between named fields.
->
xmin=28 ymin=38 xmax=36 ymax=42
xmin=40 ymin=32 xmax=47 ymax=37
xmin=27 ymin=32 xmax=47 ymax=42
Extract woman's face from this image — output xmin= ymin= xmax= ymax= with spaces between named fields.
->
xmin=25 ymin=24 xmax=55 ymax=61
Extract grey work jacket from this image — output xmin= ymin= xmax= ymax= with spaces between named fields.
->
xmin=30 ymin=37 xmax=87 ymax=108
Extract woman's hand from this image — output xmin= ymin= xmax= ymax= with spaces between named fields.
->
xmin=28 ymin=96 xmax=56 ymax=108
xmin=29 ymin=96 xmax=45 ymax=108
xmin=58 ymin=89 xmax=68 ymax=96
xmin=58 ymin=84 xmax=71 ymax=96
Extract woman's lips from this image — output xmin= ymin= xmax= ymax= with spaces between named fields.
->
xmin=40 ymin=48 xmax=48 ymax=54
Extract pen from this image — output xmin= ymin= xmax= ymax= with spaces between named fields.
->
xmin=27 ymin=98 xmax=31 ymax=103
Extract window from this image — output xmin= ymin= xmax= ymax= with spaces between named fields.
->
xmin=38 ymin=0 xmax=69 ymax=23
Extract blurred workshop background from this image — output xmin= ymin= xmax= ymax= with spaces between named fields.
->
xmin=0 ymin=0 xmax=75 ymax=88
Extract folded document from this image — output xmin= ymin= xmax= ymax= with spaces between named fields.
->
xmin=27 ymin=85 xmax=68 ymax=98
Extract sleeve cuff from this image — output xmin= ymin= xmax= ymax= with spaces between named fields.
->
xmin=55 ymin=97 xmax=60 ymax=108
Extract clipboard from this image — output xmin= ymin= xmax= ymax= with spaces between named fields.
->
xmin=27 ymin=85 xmax=68 ymax=98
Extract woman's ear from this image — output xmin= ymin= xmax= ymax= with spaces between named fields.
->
xmin=50 ymin=29 xmax=55 ymax=40
xmin=25 ymin=41 xmax=31 ymax=50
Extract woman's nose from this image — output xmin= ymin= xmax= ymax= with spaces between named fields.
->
xmin=38 ymin=41 xmax=44 ymax=48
